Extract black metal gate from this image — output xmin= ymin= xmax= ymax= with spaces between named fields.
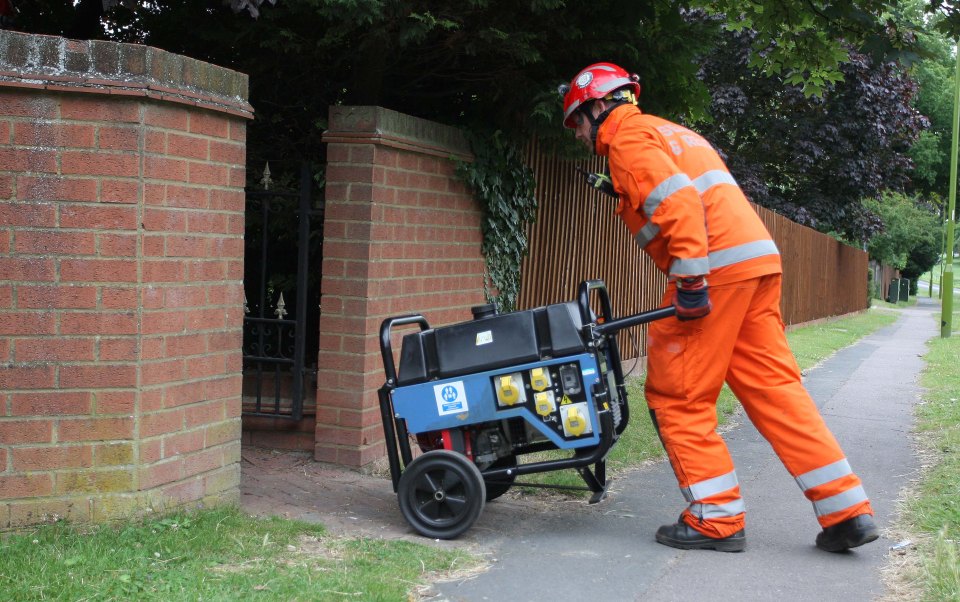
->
xmin=242 ymin=162 xmax=324 ymax=420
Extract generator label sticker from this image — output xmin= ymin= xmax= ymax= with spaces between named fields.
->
xmin=475 ymin=330 xmax=493 ymax=346
xmin=434 ymin=381 xmax=469 ymax=416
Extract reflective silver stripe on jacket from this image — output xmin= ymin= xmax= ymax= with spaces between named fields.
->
xmin=669 ymin=257 xmax=710 ymax=277
xmin=644 ymin=173 xmax=693 ymax=217
xmin=795 ymin=459 xmax=852 ymax=492
xmin=634 ymin=222 xmax=660 ymax=248
xmin=689 ymin=499 xmax=746 ymax=519
xmin=812 ymin=485 xmax=869 ymax=517
xmin=644 ymin=170 xmax=735 ymax=219
xmin=692 ymin=169 xmax=737 ymax=194
xmin=706 ymin=239 xmax=780 ymax=270
xmin=667 ymin=235 xmax=778 ymax=276
xmin=681 ymin=471 xmax=740 ymax=503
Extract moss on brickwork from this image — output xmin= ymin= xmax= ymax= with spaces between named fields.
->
xmin=90 ymin=493 xmax=150 ymax=523
xmin=205 ymin=420 xmax=241 ymax=448
xmin=203 ymin=464 xmax=241 ymax=499
xmin=94 ymin=442 xmax=134 ymax=467
xmin=8 ymin=499 xmax=91 ymax=528
xmin=325 ymin=106 xmax=472 ymax=160
xmin=0 ymin=30 xmax=251 ymax=115
xmin=58 ymin=470 xmax=135 ymax=495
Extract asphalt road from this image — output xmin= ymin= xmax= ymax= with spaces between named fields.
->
xmin=431 ymin=297 xmax=938 ymax=602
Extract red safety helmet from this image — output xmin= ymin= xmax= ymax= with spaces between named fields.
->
xmin=559 ymin=62 xmax=641 ymax=129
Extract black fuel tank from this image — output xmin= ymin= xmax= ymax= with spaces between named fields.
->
xmin=396 ymin=301 xmax=587 ymax=385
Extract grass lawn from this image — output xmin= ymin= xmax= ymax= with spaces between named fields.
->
xmin=0 ymin=507 xmax=478 ymax=601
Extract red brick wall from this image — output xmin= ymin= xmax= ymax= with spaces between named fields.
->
xmin=0 ymin=32 xmax=250 ymax=528
xmin=317 ymin=106 xmax=485 ymax=466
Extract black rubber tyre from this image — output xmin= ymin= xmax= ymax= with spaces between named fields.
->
xmin=397 ymin=450 xmax=486 ymax=539
xmin=482 ymin=455 xmax=517 ymax=502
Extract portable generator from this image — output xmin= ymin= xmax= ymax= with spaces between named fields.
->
xmin=378 ymin=280 xmax=674 ymax=539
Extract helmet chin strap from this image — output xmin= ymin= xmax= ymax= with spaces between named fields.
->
xmin=586 ymin=101 xmax=628 ymax=151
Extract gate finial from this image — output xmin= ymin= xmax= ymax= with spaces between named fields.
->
xmin=274 ymin=292 xmax=287 ymax=319
xmin=260 ymin=162 xmax=272 ymax=190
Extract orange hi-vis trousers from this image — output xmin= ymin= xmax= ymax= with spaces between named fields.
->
xmin=645 ymin=274 xmax=873 ymax=538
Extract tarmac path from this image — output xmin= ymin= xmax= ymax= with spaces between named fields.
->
xmin=241 ymin=297 xmax=940 ymax=601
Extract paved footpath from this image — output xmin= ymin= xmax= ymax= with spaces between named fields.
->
xmin=241 ymin=298 xmax=939 ymax=601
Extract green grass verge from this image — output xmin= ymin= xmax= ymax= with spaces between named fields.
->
xmin=0 ymin=507 xmax=477 ymax=601
xmin=513 ymin=307 xmax=900 ymax=493
xmin=919 ymin=258 xmax=959 ymax=291
xmin=907 ymin=291 xmax=960 ymax=601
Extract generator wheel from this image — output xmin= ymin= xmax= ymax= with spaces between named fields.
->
xmin=483 ymin=455 xmax=517 ymax=502
xmin=398 ymin=450 xmax=486 ymax=539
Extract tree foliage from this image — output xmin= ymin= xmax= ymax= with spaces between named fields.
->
xmin=864 ymin=192 xmax=941 ymax=279
xmin=7 ymin=1 xmax=914 ymax=167
xmin=4 ymin=1 xmax=722 ymax=165
xmin=926 ymin=0 xmax=960 ymax=38
xmin=6 ymin=0 xmax=937 ymax=271
xmin=695 ymin=23 xmax=927 ymax=242
xmin=694 ymin=0 xmax=922 ymax=97
xmin=908 ymin=11 xmax=954 ymax=198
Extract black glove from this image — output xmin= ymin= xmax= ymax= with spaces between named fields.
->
xmin=577 ymin=167 xmax=618 ymax=199
xmin=674 ymin=276 xmax=712 ymax=321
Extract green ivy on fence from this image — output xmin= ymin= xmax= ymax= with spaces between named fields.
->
xmin=457 ymin=131 xmax=538 ymax=313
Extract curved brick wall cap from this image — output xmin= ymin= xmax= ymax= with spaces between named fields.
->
xmin=0 ymin=30 xmax=252 ymax=118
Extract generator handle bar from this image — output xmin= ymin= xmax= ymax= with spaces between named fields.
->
xmin=379 ymin=314 xmax=431 ymax=384
xmin=577 ymin=279 xmax=615 ymax=326
xmin=594 ymin=306 xmax=677 ymax=336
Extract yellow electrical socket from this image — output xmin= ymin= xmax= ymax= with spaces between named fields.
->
xmin=534 ymin=391 xmax=556 ymax=416
xmin=496 ymin=373 xmax=525 ymax=407
xmin=561 ymin=402 xmax=592 ymax=437
xmin=530 ymin=367 xmax=551 ymax=391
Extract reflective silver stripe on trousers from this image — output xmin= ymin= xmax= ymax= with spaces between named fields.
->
xmin=812 ymin=485 xmax=869 ymax=517
xmin=795 ymin=459 xmax=852 ymax=492
xmin=669 ymin=256 xmax=710 ymax=277
xmin=644 ymin=173 xmax=693 ymax=217
xmin=689 ymin=499 xmax=746 ymax=519
xmin=692 ymin=169 xmax=737 ymax=193
xmin=634 ymin=222 xmax=660 ymax=248
xmin=681 ymin=471 xmax=740 ymax=503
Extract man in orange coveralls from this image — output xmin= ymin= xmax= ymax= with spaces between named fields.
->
xmin=560 ymin=62 xmax=879 ymax=553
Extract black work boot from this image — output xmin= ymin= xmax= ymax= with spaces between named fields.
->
xmin=655 ymin=519 xmax=746 ymax=552
xmin=815 ymin=514 xmax=879 ymax=552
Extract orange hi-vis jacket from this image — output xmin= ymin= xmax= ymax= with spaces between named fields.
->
xmin=595 ymin=104 xmax=781 ymax=285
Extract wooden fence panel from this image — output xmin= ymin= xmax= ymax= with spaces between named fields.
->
xmin=518 ymin=145 xmax=869 ymax=361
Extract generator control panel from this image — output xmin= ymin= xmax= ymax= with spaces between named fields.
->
xmin=391 ymin=353 xmax=604 ymax=449
xmin=493 ymin=360 xmax=594 ymax=440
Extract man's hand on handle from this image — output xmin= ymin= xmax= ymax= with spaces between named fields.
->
xmin=674 ymin=276 xmax=711 ymax=321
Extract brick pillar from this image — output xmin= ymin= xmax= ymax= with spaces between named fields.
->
xmin=317 ymin=106 xmax=485 ymax=467
xmin=0 ymin=31 xmax=250 ymax=527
